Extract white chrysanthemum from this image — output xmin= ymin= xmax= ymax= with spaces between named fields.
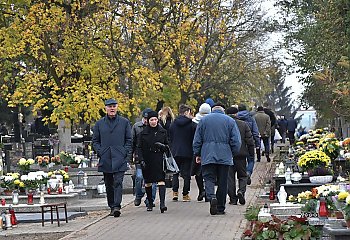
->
xmin=19 ymin=158 xmax=27 ymax=165
xmin=346 ymin=195 xmax=350 ymax=205
xmin=20 ymin=175 xmax=28 ymax=181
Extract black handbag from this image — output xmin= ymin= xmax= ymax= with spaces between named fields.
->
xmin=163 ymin=150 xmax=179 ymax=173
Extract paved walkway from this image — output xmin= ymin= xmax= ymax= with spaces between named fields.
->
xmin=0 ymin=154 xmax=275 ymax=239
xmin=61 ymin=159 xmax=274 ymax=240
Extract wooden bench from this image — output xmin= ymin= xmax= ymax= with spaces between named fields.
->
xmin=40 ymin=202 xmax=68 ymax=227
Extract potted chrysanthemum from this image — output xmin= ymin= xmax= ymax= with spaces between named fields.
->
xmin=297 ymin=150 xmax=333 ymax=183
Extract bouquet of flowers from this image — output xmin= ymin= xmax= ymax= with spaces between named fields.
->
xmin=17 ymin=158 xmax=35 ymax=172
xmin=48 ymin=170 xmax=70 ymax=183
xmin=20 ymin=171 xmax=49 ymax=190
xmin=50 ymin=155 xmax=62 ymax=165
xmin=36 ymin=156 xmax=50 ymax=167
xmin=297 ymin=150 xmax=332 ymax=176
xmin=0 ymin=173 xmax=24 ymax=191
xmin=319 ymin=137 xmax=340 ymax=160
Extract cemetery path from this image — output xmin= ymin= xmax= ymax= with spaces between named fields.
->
xmin=61 ymin=159 xmax=274 ymax=240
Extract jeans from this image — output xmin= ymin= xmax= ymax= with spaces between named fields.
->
xmin=172 ymin=157 xmax=192 ymax=195
xmin=257 ymin=137 xmax=270 ymax=161
xmin=202 ymin=164 xmax=229 ymax=212
xmin=246 ymin=155 xmax=255 ymax=175
xmin=134 ymin=164 xmax=157 ymax=201
xmin=228 ymin=157 xmax=248 ymax=200
xmin=104 ymin=171 xmax=125 ymax=209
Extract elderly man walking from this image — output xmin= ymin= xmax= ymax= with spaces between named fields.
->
xmin=193 ymin=103 xmax=241 ymax=215
xmin=254 ymin=106 xmax=271 ymax=162
xmin=92 ymin=98 xmax=132 ymax=217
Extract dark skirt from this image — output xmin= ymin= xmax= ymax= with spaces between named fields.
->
xmin=142 ymin=153 xmax=165 ymax=183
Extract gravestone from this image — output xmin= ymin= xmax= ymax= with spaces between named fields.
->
xmin=58 ymin=120 xmax=71 ymax=152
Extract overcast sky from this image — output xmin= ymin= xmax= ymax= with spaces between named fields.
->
xmin=262 ymin=0 xmax=305 ymax=102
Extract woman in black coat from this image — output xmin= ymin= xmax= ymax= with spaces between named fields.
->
xmin=137 ymin=111 xmax=169 ymax=212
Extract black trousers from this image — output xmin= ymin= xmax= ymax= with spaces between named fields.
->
xmin=288 ymin=131 xmax=296 ymax=145
xmin=172 ymin=156 xmax=192 ymax=195
xmin=104 ymin=172 xmax=125 ymax=209
xmin=227 ymin=157 xmax=248 ymax=200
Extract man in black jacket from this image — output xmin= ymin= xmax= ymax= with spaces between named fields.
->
xmin=226 ymin=107 xmax=255 ymax=205
xmin=169 ymin=104 xmax=196 ymax=202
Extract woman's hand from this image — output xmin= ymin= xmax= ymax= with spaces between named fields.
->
xmin=154 ymin=142 xmax=168 ymax=151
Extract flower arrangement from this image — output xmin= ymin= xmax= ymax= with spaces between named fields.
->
xmin=50 ymin=155 xmax=62 ymax=165
xmin=36 ymin=155 xmax=50 ymax=167
xmin=20 ymin=171 xmax=49 ymax=190
xmin=297 ymin=150 xmax=332 ymax=176
xmin=343 ymin=195 xmax=350 ymax=220
xmin=48 ymin=170 xmax=70 ymax=183
xmin=17 ymin=158 xmax=35 ymax=172
xmin=319 ymin=137 xmax=340 ymax=160
xmin=0 ymin=173 xmax=24 ymax=191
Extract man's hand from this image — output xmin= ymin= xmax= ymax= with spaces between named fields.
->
xmin=195 ymin=156 xmax=201 ymax=164
xmin=140 ymin=161 xmax=146 ymax=169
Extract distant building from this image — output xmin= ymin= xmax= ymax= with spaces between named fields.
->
xmin=295 ymin=109 xmax=317 ymax=131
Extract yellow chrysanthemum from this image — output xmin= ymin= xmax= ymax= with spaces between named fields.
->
xmin=338 ymin=191 xmax=349 ymax=201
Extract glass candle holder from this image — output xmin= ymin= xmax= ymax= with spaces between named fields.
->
xmin=27 ymin=191 xmax=34 ymax=205
xmin=12 ymin=191 xmax=19 ymax=205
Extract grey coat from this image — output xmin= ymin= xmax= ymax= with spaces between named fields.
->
xmin=92 ymin=115 xmax=132 ymax=173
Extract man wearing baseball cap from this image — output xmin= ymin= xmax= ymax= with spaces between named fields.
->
xmin=92 ymin=98 xmax=132 ymax=217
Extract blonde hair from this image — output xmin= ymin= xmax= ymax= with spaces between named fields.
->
xmin=159 ymin=106 xmax=175 ymax=125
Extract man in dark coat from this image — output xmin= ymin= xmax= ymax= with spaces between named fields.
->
xmin=287 ymin=117 xmax=298 ymax=145
xmin=92 ymin=98 xmax=132 ymax=217
xmin=193 ymin=103 xmax=241 ymax=215
xmin=277 ymin=115 xmax=288 ymax=143
xmin=226 ymin=107 xmax=255 ymax=205
xmin=169 ymin=104 xmax=196 ymax=202
xmin=237 ymin=104 xmax=260 ymax=185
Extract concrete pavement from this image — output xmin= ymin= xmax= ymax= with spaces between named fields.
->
xmin=61 ymin=159 xmax=274 ymax=240
xmin=0 ymin=156 xmax=274 ymax=240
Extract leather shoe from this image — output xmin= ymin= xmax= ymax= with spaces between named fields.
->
xmin=134 ymin=198 xmax=141 ymax=206
xmin=113 ymin=208 xmax=121 ymax=217
xmin=197 ymin=191 xmax=206 ymax=201
xmin=109 ymin=208 xmax=115 ymax=216
xmin=210 ymin=198 xmax=218 ymax=215
xmin=247 ymin=175 xmax=252 ymax=185
xmin=229 ymin=198 xmax=238 ymax=205
xmin=217 ymin=211 xmax=226 ymax=215
xmin=237 ymin=192 xmax=245 ymax=205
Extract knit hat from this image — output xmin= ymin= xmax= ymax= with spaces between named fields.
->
xmin=205 ymin=98 xmax=215 ymax=107
xmin=142 ymin=108 xmax=153 ymax=118
xmin=198 ymin=103 xmax=211 ymax=114
xmin=238 ymin=104 xmax=247 ymax=111
xmin=146 ymin=111 xmax=158 ymax=120
xmin=226 ymin=106 xmax=238 ymax=115
xmin=212 ymin=102 xmax=226 ymax=110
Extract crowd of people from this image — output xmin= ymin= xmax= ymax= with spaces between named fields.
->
xmin=92 ymin=98 xmax=298 ymax=217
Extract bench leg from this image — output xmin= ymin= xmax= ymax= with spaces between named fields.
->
xmin=50 ymin=206 xmax=53 ymax=224
xmin=56 ymin=206 xmax=60 ymax=227
xmin=64 ymin=204 xmax=68 ymax=223
xmin=41 ymin=208 xmax=45 ymax=227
